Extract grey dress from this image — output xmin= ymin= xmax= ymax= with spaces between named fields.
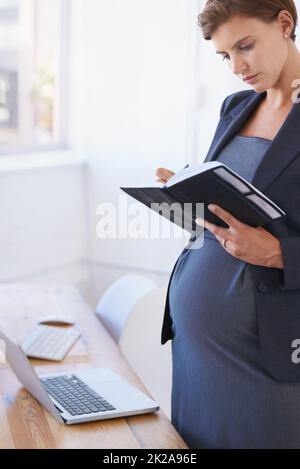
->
xmin=169 ymin=134 xmax=300 ymax=449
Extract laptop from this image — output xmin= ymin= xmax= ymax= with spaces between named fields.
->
xmin=0 ymin=328 xmax=159 ymax=425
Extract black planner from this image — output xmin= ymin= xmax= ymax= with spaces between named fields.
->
xmin=120 ymin=162 xmax=286 ymax=233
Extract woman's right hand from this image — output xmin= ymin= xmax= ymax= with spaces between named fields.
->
xmin=155 ymin=167 xmax=175 ymax=184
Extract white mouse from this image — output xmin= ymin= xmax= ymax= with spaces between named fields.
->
xmin=38 ymin=314 xmax=75 ymax=326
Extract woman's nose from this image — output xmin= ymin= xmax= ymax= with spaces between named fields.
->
xmin=230 ymin=55 xmax=247 ymax=76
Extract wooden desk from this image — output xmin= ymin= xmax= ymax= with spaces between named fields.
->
xmin=0 ymin=284 xmax=187 ymax=449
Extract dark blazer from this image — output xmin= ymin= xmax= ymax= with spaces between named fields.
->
xmin=161 ymin=89 xmax=300 ymax=383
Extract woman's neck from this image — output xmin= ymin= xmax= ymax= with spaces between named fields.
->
xmin=266 ymin=44 xmax=300 ymax=111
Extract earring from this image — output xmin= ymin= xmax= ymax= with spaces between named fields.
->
xmin=285 ymin=34 xmax=289 ymax=38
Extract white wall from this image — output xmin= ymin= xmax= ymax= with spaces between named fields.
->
xmin=68 ymin=1 xmax=213 ymax=304
xmin=68 ymin=0 xmax=248 ymax=305
xmin=0 ymin=158 xmax=90 ymax=298
xmin=0 ymin=0 xmax=208 ymax=309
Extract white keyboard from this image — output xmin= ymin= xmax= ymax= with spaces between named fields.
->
xmin=21 ymin=325 xmax=81 ymax=361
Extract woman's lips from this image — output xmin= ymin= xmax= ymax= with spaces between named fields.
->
xmin=244 ymin=73 xmax=259 ymax=84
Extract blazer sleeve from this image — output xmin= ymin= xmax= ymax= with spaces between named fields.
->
xmin=278 ymin=236 xmax=300 ymax=291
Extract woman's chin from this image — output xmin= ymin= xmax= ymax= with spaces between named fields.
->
xmin=250 ymin=82 xmax=267 ymax=93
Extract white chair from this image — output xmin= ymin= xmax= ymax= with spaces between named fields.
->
xmin=118 ymin=286 xmax=172 ymax=419
xmin=95 ymin=274 xmax=157 ymax=343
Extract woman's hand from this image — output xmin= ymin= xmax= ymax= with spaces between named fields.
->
xmin=196 ymin=204 xmax=284 ymax=269
xmin=155 ymin=168 xmax=175 ymax=184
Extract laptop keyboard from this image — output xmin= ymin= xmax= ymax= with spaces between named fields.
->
xmin=21 ymin=325 xmax=81 ymax=361
xmin=41 ymin=374 xmax=116 ymax=415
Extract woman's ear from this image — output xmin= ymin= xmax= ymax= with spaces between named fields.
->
xmin=277 ymin=10 xmax=294 ymax=38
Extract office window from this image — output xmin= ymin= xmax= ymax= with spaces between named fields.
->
xmin=0 ymin=0 xmax=68 ymax=154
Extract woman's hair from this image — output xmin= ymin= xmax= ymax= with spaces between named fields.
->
xmin=198 ymin=0 xmax=298 ymax=42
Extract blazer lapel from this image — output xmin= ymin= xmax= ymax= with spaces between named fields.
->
xmin=205 ymin=91 xmax=266 ymax=163
xmin=205 ymin=90 xmax=300 ymax=193
xmin=251 ymin=98 xmax=300 ymax=192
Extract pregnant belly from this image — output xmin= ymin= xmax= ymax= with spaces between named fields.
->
xmin=168 ymin=234 xmax=258 ymax=345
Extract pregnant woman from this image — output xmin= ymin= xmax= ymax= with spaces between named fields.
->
xmin=158 ymin=0 xmax=300 ymax=449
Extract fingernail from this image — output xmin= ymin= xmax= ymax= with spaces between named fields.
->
xmin=208 ymin=204 xmax=215 ymax=212
xmin=195 ymin=218 xmax=205 ymax=227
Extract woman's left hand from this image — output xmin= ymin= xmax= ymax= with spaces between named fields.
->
xmin=196 ymin=204 xmax=284 ymax=269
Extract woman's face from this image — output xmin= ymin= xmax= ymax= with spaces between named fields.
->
xmin=211 ymin=13 xmax=290 ymax=92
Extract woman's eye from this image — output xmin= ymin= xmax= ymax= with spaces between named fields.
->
xmin=240 ymin=44 xmax=253 ymax=52
xmin=221 ymin=44 xmax=253 ymax=61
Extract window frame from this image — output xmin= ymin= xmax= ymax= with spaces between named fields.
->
xmin=0 ymin=0 xmax=71 ymax=156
